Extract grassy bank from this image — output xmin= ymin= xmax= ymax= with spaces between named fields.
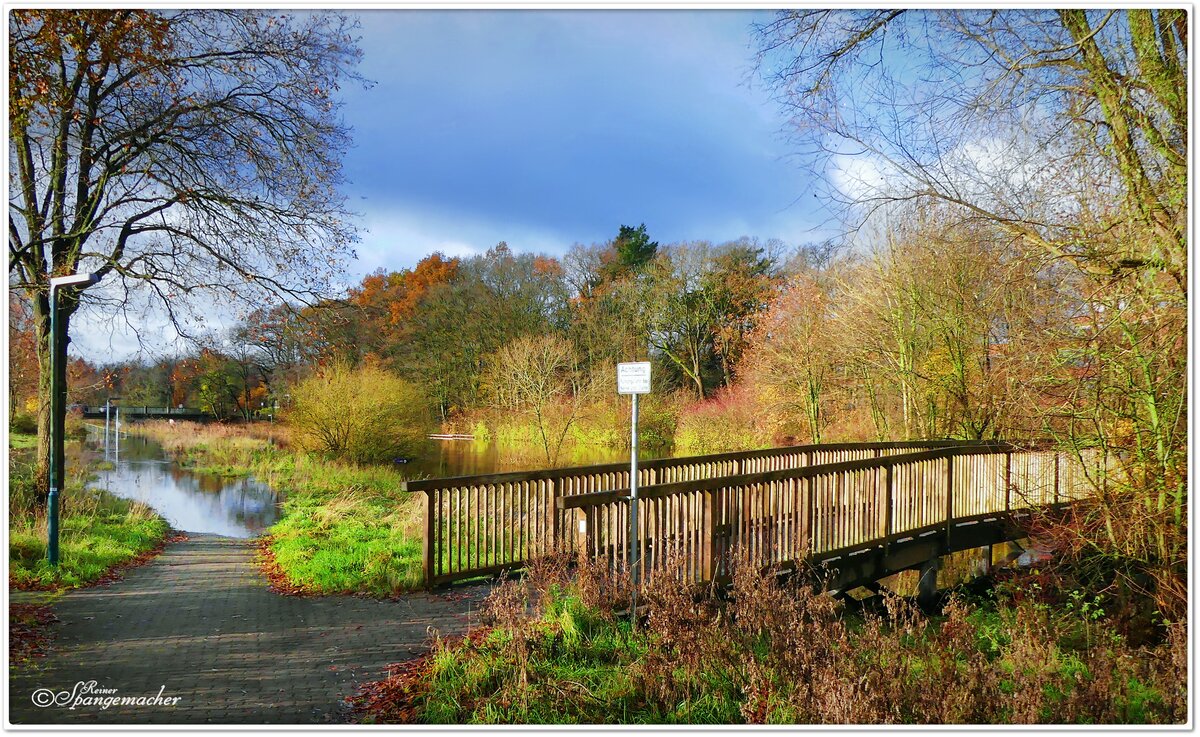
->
xmin=8 ymin=455 xmax=169 ymax=590
xmin=355 ymin=559 xmax=1185 ymax=725
xmin=133 ymin=421 xmax=424 ymax=594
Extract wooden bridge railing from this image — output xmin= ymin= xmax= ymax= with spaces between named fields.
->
xmin=557 ymin=443 xmax=1099 ymax=583
xmin=405 ymin=439 xmax=1091 ymax=587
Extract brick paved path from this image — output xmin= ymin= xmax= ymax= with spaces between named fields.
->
xmin=8 ymin=534 xmax=489 ymax=725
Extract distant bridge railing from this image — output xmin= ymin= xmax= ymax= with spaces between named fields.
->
xmin=80 ymin=406 xmax=214 ymax=421
xmin=404 ymin=439 xmax=1097 ymax=587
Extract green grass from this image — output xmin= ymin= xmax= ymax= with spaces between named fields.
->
xmin=8 ymin=464 xmax=169 ymax=590
xmin=260 ymin=454 xmax=424 ymax=594
xmin=8 ymin=431 xmax=37 ymax=450
xmin=422 ymin=589 xmax=660 ymax=724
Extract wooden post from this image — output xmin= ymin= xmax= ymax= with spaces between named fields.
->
xmin=546 ymin=479 xmax=559 ymax=554
xmin=945 ymin=454 xmax=954 ymax=545
xmin=574 ymin=508 xmax=589 ymax=558
xmin=917 ymin=558 xmax=939 ymax=612
xmin=702 ymin=489 xmax=718 ymax=581
xmin=806 ymin=476 xmax=817 ymax=555
xmin=1053 ymin=453 xmax=1061 ymax=505
xmin=741 ymin=478 xmax=752 ymax=561
xmin=883 ymin=463 xmax=893 ymax=555
xmin=1004 ymin=452 xmax=1012 ymax=513
xmin=423 ymin=490 xmax=435 ymax=590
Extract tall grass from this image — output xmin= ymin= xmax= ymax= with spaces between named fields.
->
xmin=8 ymin=458 xmax=168 ymax=589
xmin=133 ymin=420 xmax=288 ymax=475
xmin=673 ymin=387 xmax=771 ymax=454
xmin=401 ymin=553 xmax=1186 ymax=725
xmin=470 ymin=393 xmax=683 ymax=455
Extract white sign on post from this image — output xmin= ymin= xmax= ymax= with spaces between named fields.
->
xmin=617 ymin=361 xmax=651 ymax=626
xmin=617 ymin=362 xmax=652 ymax=395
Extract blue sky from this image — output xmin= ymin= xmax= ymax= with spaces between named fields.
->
xmin=73 ymin=9 xmax=830 ymax=360
xmin=340 ymin=9 xmax=827 ymax=275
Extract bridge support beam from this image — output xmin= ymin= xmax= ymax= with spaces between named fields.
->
xmin=917 ymin=558 xmax=939 ymax=612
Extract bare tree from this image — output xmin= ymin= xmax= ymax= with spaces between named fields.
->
xmin=486 ymin=334 xmax=587 ymax=466
xmin=9 ymin=10 xmax=363 ymax=483
xmin=755 ymin=9 xmax=1186 ymax=612
xmin=754 ymin=10 xmax=1185 ymax=286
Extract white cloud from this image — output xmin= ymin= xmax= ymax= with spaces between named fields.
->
xmin=828 ymin=153 xmax=898 ymax=201
xmin=68 ymin=289 xmax=239 ymax=364
xmin=350 ymin=202 xmax=572 ymax=280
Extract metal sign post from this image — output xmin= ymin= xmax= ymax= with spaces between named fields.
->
xmin=617 ymin=361 xmax=651 ymax=625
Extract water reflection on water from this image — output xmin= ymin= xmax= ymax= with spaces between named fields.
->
xmin=87 ymin=434 xmax=279 ymax=538
xmin=83 ymin=429 xmax=670 ymax=538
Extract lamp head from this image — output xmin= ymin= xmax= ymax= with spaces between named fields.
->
xmin=49 ymin=273 xmax=100 ymax=289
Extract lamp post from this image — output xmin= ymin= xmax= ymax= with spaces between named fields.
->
xmin=103 ymin=396 xmax=121 ymax=461
xmin=47 ymin=272 xmax=100 ymax=567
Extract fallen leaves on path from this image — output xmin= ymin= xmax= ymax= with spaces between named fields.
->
xmin=345 ymin=628 xmax=491 ymax=724
xmin=9 ymin=604 xmax=59 ymax=666
xmin=255 ymin=536 xmax=317 ymax=596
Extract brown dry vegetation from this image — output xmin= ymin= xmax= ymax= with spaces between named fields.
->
xmin=356 ymin=551 xmax=1185 ymax=725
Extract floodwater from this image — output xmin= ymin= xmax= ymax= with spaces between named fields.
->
xmin=86 ymin=433 xmax=280 ymax=538
xmin=84 ymin=428 xmax=666 ymax=537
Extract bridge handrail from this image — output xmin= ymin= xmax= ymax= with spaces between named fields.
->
xmin=401 ymin=439 xmax=1003 ymax=492
xmin=415 ymin=437 xmax=1095 ymax=587
xmin=554 ymin=441 xmax=1039 ymax=510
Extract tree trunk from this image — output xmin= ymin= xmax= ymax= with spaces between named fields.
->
xmin=32 ymin=293 xmax=52 ymax=497
xmin=31 ymin=290 xmax=72 ymax=504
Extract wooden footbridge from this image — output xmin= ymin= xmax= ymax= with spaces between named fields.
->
xmin=404 ymin=440 xmax=1100 ymax=591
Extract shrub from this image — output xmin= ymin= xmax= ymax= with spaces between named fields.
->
xmin=287 ymin=363 xmax=432 ymax=464
xmin=674 ymin=386 xmax=769 ymax=454
xmin=10 ymin=413 xmax=37 ymax=434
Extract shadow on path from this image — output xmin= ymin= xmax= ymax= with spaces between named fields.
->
xmin=8 ymin=534 xmax=489 ymax=725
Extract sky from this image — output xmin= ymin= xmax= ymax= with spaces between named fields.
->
xmin=72 ymin=9 xmax=829 ymax=361
xmin=343 ymin=10 xmax=826 ymax=274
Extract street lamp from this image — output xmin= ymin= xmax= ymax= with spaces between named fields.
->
xmin=47 ymin=272 xmax=100 ymax=567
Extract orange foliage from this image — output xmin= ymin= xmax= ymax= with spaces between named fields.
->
xmin=11 ymin=11 xmax=172 ymax=123
xmin=348 ymin=253 xmax=460 ymax=347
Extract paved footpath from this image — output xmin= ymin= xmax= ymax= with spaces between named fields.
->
xmin=8 ymin=534 xmax=489 ymax=725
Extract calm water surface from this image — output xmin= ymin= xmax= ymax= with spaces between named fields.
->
xmin=86 ymin=430 xmax=669 ymax=538
xmin=88 ymin=434 xmax=279 ymax=537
